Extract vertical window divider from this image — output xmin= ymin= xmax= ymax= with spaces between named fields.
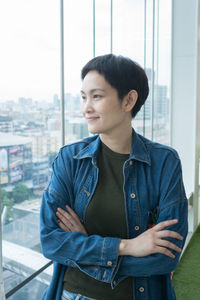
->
xmin=60 ymin=0 xmax=65 ymax=146
xmin=110 ymin=0 xmax=113 ymax=53
xmin=143 ymin=0 xmax=147 ymax=137
xmin=151 ymin=0 xmax=156 ymax=141
xmin=170 ymin=0 xmax=174 ymax=146
xmin=155 ymin=0 xmax=160 ymax=139
xmin=0 ymin=183 xmax=6 ymax=300
xmin=93 ymin=0 xmax=96 ymax=57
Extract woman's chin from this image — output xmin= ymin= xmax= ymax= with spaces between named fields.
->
xmin=88 ymin=126 xmax=100 ymax=134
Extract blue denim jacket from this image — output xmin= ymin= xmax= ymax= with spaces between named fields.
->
xmin=40 ymin=129 xmax=188 ymax=300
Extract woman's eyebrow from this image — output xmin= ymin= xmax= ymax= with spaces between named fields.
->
xmin=80 ymin=88 xmax=105 ymax=94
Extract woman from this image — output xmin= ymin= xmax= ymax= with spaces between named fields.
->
xmin=40 ymin=54 xmax=188 ymax=300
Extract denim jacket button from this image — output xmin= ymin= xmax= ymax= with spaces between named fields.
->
xmin=130 ymin=193 xmax=136 ymax=199
xmin=107 ymin=261 xmax=112 ymax=266
xmin=129 ymin=160 xmax=133 ymax=166
xmin=139 ymin=287 xmax=145 ymax=293
xmin=134 ymin=225 xmax=140 ymax=231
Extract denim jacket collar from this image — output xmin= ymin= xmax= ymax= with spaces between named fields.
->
xmin=74 ymin=128 xmax=151 ymax=165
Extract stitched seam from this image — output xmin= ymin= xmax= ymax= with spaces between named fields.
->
xmin=159 ymin=197 xmax=187 ymax=213
xmin=101 ymin=238 xmax=106 ymax=265
xmin=46 ymin=187 xmax=66 ymax=202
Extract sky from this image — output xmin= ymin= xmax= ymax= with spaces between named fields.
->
xmin=0 ymin=0 xmax=171 ymax=103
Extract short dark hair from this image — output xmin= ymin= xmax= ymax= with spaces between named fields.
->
xmin=81 ymin=54 xmax=149 ymax=118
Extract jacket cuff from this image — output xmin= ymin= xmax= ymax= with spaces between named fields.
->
xmin=70 ymin=237 xmax=121 ymax=283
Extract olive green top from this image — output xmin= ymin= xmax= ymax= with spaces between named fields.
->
xmin=63 ymin=142 xmax=134 ymax=300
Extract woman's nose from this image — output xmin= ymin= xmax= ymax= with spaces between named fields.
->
xmin=82 ymin=98 xmax=94 ymax=114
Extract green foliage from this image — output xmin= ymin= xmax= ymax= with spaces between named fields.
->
xmin=2 ymin=195 xmax=14 ymax=219
xmin=12 ymin=182 xmax=29 ymax=203
xmin=1 ymin=188 xmax=8 ymax=200
xmin=1 ymin=188 xmax=14 ymax=220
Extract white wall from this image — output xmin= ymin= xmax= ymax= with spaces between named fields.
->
xmin=171 ymin=0 xmax=200 ymax=230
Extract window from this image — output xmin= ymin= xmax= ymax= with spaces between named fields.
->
xmin=0 ymin=0 xmax=59 ymax=298
xmin=0 ymin=0 xmax=173 ymax=298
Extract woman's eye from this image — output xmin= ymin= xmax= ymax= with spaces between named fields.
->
xmin=81 ymin=95 xmax=86 ymax=101
xmin=93 ymin=94 xmax=102 ymax=99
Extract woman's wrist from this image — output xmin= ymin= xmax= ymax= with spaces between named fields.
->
xmin=118 ymin=239 xmax=130 ymax=256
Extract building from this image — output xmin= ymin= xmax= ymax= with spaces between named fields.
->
xmin=32 ymin=158 xmax=51 ymax=193
xmin=0 ymin=134 xmax=32 ymax=185
xmin=0 ymin=115 xmax=13 ymax=133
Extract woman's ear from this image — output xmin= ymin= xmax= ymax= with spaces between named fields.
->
xmin=123 ymin=90 xmax=138 ymax=112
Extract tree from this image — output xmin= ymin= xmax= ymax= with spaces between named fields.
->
xmin=1 ymin=188 xmax=8 ymax=201
xmin=1 ymin=188 xmax=14 ymax=221
xmin=2 ymin=195 xmax=14 ymax=219
xmin=12 ymin=182 xmax=29 ymax=203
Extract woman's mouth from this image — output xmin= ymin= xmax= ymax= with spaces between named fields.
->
xmin=86 ymin=117 xmax=99 ymax=122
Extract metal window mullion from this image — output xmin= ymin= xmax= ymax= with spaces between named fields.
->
xmin=0 ymin=183 xmax=6 ymax=300
xmin=170 ymin=0 xmax=174 ymax=146
xmin=193 ymin=0 xmax=200 ymax=231
xmin=110 ymin=0 xmax=113 ymax=53
xmin=60 ymin=0 xmax=65 ymax=146
xmin=93 ymin=0 xmax=95 ymax=57
xmin=151 ymin=0 xmax=156 ymax=141
xmin=143 ymin=0 xmax=147 ymax=137
xmin=155 ymin=0 xmax=160 ymax=137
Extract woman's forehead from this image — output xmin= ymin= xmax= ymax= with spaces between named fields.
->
xmin=81 ymin=71 xmax=112 ymax=92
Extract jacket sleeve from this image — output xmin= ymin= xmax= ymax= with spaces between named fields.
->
xmin=115 ymin=152 xmax=188 ymax=278
xmin=40 ymin=148 xmax=120 ymax=283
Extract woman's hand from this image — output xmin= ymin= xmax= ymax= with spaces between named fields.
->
xmin=56 ymin=205 xmax=88 ymax=235
xmin=119 ymin=219 xmax=183 ymax=258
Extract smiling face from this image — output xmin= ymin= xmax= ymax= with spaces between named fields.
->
xmin=81 ymin=70 xmax=133 ymax=137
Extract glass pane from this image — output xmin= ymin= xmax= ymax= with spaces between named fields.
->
xmin=95 ymin=0 xmax=111 ymax=56
xmin=113 ymin=0 xmax=144 ymax=64
xmin=112 ymin=0 xmax=145 ymax=135
xmin=64 ymin=0 xmax=92 ymax=143
xmin=5 ymin=264 xmax=53 ymax=300
xmin=144 ymin=0 xmax=154 ymax=139
xmin=153 ymin=0 xmax=172 ymax=145
xmin=0 ymin=0 xmax=59 ymax=295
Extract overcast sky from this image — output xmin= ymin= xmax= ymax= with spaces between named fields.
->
xmin=0 ymin=0 xmax=171 ymax=103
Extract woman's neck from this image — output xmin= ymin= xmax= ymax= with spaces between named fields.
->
xmin=100 ymin=126 xmax=133 ymax=154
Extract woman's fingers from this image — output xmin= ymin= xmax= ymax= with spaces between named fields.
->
xmin=156 ymin=246 xmax=175 ymax=259
xmin=157 ymin=229 xmax=183 ymax=241
xmin=155 ymin=219 xmax=178 ymax=231
xmin=58 ymin=219 xmax=72 ymax=232
xmin=157 ymin=239 xmax=182 ymax=253
xmin=56 ymin=210 xmax=74 ymax=230
xmin=153 ymin=219 xmax=183 ymax=241
xmin=56 ymin=206 xmax=88 ymax=235
xmin=66 ymin=205 xmax=81 ymax=222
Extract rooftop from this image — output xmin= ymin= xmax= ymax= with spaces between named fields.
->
xmin=0 ymin=133 xmax=32 ymax=147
